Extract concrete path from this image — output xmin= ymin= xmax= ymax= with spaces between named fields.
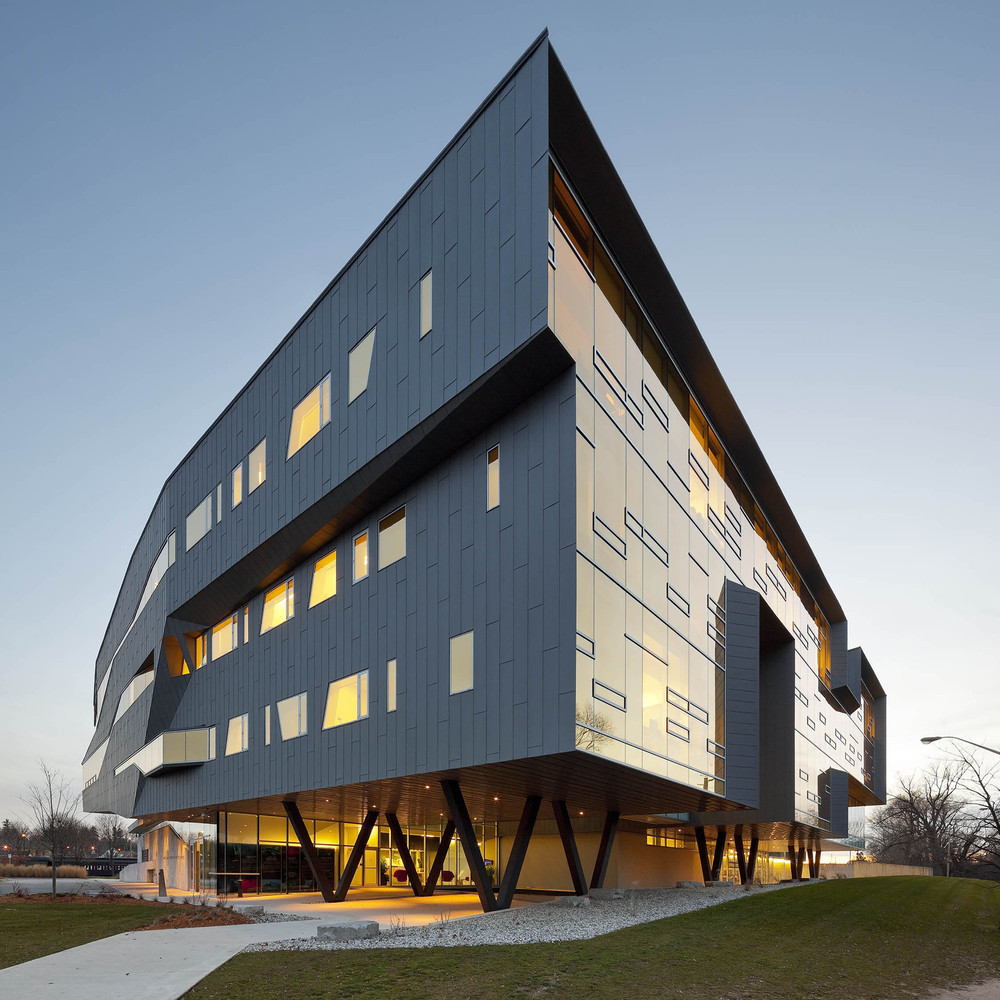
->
xmin=0 ymin=880 xmax=539 ymax=1000
xmin=0 ymin=918 xmax=322 ymax=1000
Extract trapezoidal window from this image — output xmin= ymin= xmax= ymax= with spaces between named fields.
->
xmin=377 ymin=507 xmax=405 ymax=570
xmin=487 ymin=445 xmax=500 ymax=510
xmin=309 ymin=550 xmax=337 ymax=608
xmin=185 ymin=493 xmax=212 ymax=551
xmin=211 ymin=613 xmax=239 ymax=660
xmin=248 ymin=438 xmax=266 ymax=493
xmin=277 ymin=692 xmax=307 ymax=740
xmin=134 ymin=532 xmax=176 ymax=622
xmin=260 ymin=579 xmax=294 ymax=634
xmin=348 ymin=328 xmax=375 ymax=403
xmin=450 ymin=631 xmax=473 ymax=694
xmin=288 ymin=374 xmax=331 ymax=458
xmin=322 ymin=671 xmax=369 ymax=729
xmin=225 ymin=713 xmax=248 ymax=755
xmin=353 ymin=531 xmax=369 ymax=582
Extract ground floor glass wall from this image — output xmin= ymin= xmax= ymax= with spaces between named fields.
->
xmin=216 ymin=812 xmax=499 ymax=894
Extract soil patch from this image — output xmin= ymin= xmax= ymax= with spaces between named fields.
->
xmin=2 ymin=893 xmax=252 ymax=929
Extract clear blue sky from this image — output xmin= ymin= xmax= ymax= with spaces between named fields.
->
xmin=1 ymin=0 xmax=997 ymax=822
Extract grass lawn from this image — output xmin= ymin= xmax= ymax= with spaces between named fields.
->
xmin=0 ymin=898 xmax=207 ymax=969
xmin=184 ymin=877 xmax=1000 ymax=1000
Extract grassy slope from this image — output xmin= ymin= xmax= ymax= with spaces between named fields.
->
xmin=184 ymin=878 xmax=1000 ymax=1000
xmin=0 ymin=901 xmax=171 ymax=969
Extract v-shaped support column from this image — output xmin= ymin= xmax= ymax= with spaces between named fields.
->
xmin=496 ymin=795 xmax=541 ymax=910
xmin=552 ymin=800 xmax=587 ymax=896
xmin=385 ymin=812 xmax=423 ymax=896
xmin=283 ymin=800 xmax=336 ymax=902
xmin=333 ymin=807 xmax=379 ymax=902
xmin=441 ymin=780 xmax=497 ymax=912
xmin=590 ymin=811 xmax=620 ymax=889
xmin=422 ymin=820 xmax=455 ymax=896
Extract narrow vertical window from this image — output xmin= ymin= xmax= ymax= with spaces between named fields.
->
xmin=260 ymin=579 xmax=294 ymax=634
xmin=194 ymin=633 xmax=207 ymax=669
xmin=216 ymin=483 xmax=222 ymax=523
xmin=287 ymin=375 xmax=332 ymax=458
xmin=487 ymin=445 xmax=500 ymax=510
xmin=309 ymin=550 xmax=337 ymax=607
xmin=248 ymin=439 xmax=266 ymax=493
xmin=450 ymin=631 xmax=473 ymax=693
xmin=348 ymin=328 xmax=376 ymax=403
xmin=377 ymin=507 xmax=405 ymax=569
xmin=386 ymin=659 xmax=397 ymax=713
xmin=264 ymin=705 xmax=271 ymax=746
xmin=243 ymin=606 xmax=249 ymax=644
xmin=419 ymin=270 xmax=432 ymax=337
xmin=353 ymin=531 xmax=369 ymax=582
xmin=232 ymin=463 xmax=243 ymax=508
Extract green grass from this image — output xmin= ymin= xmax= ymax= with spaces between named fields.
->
xmin=0 ymin=901 xmax=169 ymax=969
xmin=184 ymin=878 xmax=1000 ymax=1000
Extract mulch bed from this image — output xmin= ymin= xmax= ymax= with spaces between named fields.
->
xmin=2 ymin=893 xmax=252 ymax=929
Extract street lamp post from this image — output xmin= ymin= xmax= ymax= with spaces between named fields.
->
xmin=921 ymin=736 xmax=1000 ymax=756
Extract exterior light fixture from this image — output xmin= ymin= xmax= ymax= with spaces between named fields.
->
xmin=921 ymin=735 xmax=1000 ymax=756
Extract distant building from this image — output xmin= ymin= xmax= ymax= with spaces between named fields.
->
xmin=84 ymin=32 xmax=886 ymax=906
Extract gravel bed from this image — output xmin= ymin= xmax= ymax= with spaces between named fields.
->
xmin=245 ymin=882 xmax=804 ymax=953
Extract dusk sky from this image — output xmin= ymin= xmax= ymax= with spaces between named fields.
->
xmin=1 ymin=1 xmax=997 ymax=824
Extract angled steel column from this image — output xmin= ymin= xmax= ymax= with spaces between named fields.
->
xmin=422 ymin=820 xmax=455 ymax=896
xmin=787 ymin=842 xmax=797 ymax=879
xmin=590 ymin=811 xmax=620 ymax=890
xmin=385 ymin=812 xmax=423 ymax=896
xmin=797 ymin=846 xmax=806 ymax=880
xmin=283 ymin=800 xmax=336 ymax=903
xmin=496 ymin=795 xmax=541 ymax=910
xmin=551 ymin=800 xmax=587 ymax=895
xmin=711 ymin=828 xmax=728 ymax=882
xmin=441 ymin=780 xmax=497 ymax=912
xmin=747 ymin=837 xmax=759 ymax=882
xmin=733 ymin=826 xmax=748 ymax=885
xmin=694 ymin=827 xmax=712 ymax=883
xmin=808 ymin=848 xmax=821 ymax=879
xmin=333 ymin=807 xmax=379 ymax=902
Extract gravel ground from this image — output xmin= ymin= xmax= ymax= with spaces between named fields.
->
xmin=246 ymin=882 xmax=805 ymax=953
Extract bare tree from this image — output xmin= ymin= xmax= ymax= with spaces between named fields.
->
xmin=94 ymin=814 xmax=134 ymax=857
xmin=575 ymin=704 xmax=614 ymax=750
xmin=20 ymin=760 xmax=81 ymax=897
xmin=868 ymin=762 xmax=976 ymax=876
xmin=954 ymin=750 xmax=1000 ymax=880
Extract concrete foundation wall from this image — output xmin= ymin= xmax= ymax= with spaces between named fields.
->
xmin=144 ymin=826 xmax=193 ymax=890
xmin=820 ymin=862 xmax=932 ymax=879
xmin=500 ymin=830 xmax=701 ymax=891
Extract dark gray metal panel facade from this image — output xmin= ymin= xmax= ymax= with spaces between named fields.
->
xmin=823 ymin=768 xmax=850 ymax=838
xmin=84 ymin=39 xmax=559 ymax=818
xmin=758 ymin=615 xmax=796 ymax=821
xmin=723 ymin=581 xmax=760 ymax=809
xmin=832 ymin=628 xmax=862 ymax=712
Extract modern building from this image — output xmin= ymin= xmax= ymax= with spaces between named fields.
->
xmin=84 ymin=32 xmax=886 ymax=909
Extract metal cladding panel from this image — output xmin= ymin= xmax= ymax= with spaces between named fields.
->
xmin=832 ymin=628 xmax=862 ymax=713
xmin=723 ymin=581 xmax=761 ymax=809
xmin=758 ymin=611 xmax=796 ymax=820
xmin=824 ymin=768 xmax=850 ymax=838
xmin=85 ymin=39 xmax=554 ymax=815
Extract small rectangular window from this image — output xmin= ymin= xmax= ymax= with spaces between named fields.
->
xmin=323 ymin=671 xmax=369 ymax=729
xmin=277 ymin=692 xmax=307 ymax=740
xmin=450 ymin=631 xmax=473 ymax=694
xmin=487 ymin=445 xmax=500 ymax=510
xmin=354 ymin=531 xmax=369 ymax=582
xmin=348 ymin=329 xmax=376 ymax=403
xmin=211 ymin=614 xmax=239 ymax=660
xmin=386 ymin=659 xmax=396 ymax=713
xmin=309 ymin=550 xmax=337 ymax=607
xmin=216 ymin=483 xmax=222 ymax=523
xmin=225 ymin=714 xmax=248 ymax=755
xmin=288 ymin=374 xmax=331 ymax=458
xmin=419 ymin=270 xmax=432 ymax=337
xmin=243 ymin=606 xmax=249 ymax=644
xmin=248 ymin=439 xmax=266 ymax=493
xmin=378 ymin=507 xmax=405 ymax=570
xmin=264 ymin=705 xmax=271 ymax=745
xmin=260 ymin=579 xmax=294 ymax=634
xmin=232 ymin=463 xmax=243 ymax=508
xmin=185 ymin=494 xmax=213 ymax=551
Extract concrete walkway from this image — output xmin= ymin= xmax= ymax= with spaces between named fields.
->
xmin=0 ymin=880 xmax=535 ymax=1000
